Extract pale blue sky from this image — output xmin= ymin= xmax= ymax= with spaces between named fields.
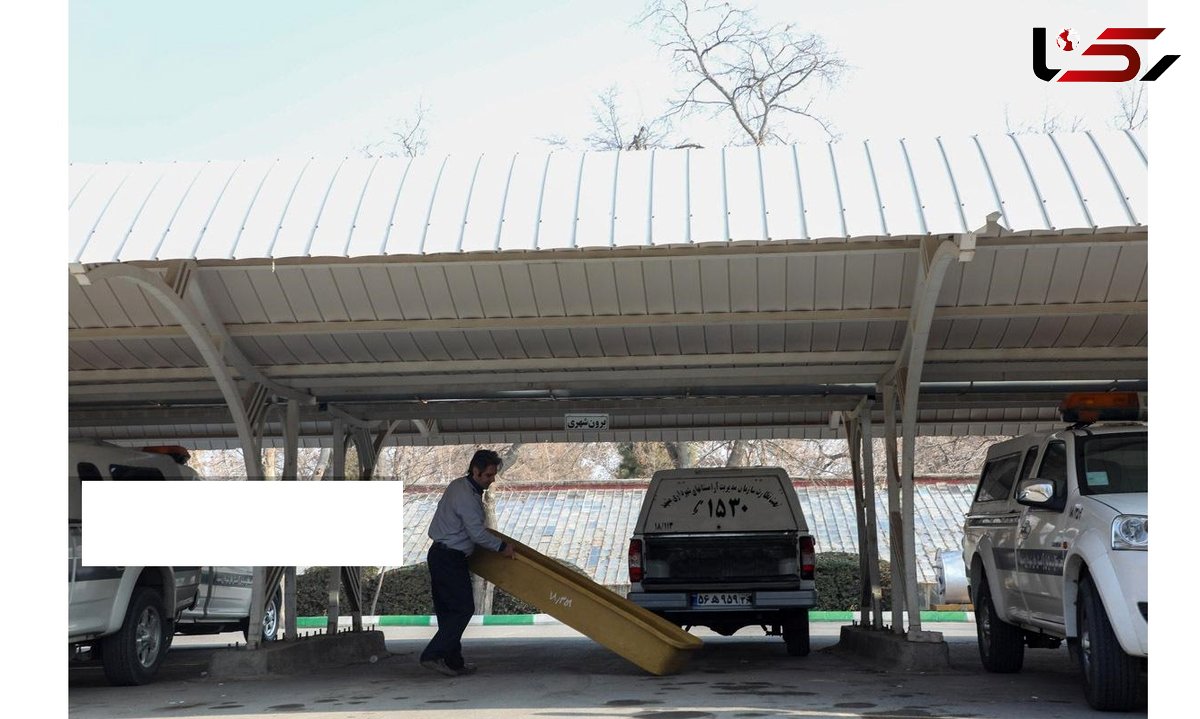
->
xmin=69 ymin=0 xmax=1148 ymax=162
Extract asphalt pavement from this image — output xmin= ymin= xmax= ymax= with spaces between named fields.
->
xmin=68 ymin=622 xmax=1147 ymax=718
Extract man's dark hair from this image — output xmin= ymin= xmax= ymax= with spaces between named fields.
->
xmin=468 ymin=449 xmax=502 ymax=475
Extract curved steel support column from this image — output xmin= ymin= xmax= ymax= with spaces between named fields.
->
xmin=81 ymin=263 xmax=263 ymax=479
xmin=879 ymin=230 xmax=975 ymax=638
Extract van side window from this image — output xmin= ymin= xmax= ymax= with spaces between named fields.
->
xmin=1036 ymin=441 xmax=1068 ymax=482
xmin=974 ymin=453 xmax=1021 ymax=502
xmin=77 ymin=462 xmax=103 ymax=480
xmin=109 ymin=464 xmax=167 ymax=481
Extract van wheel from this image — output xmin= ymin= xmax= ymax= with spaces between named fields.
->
xmin=974 ymin=578 xmax=1023 ymax=673
xmin=783 ymin=609 xmax=810 ymax=657
xmin=243 ymin=589 xmax=282 ymax=642
xmin=100 ymin=587 xmax=168 ymax=686
xmin=1077 ymin=575 xmax=1141 ymax=711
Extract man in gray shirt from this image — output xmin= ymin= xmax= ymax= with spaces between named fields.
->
xmin=419 ymin=449 xmax=515 ymax=676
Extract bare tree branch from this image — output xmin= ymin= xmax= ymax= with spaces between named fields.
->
xmin=1112 ymin=85 xmax=1147 ymax=130
xmin=361 ymin=100 xmax=430 ymax=158
xmin=641 ymin=0 xmax=846 ymax=144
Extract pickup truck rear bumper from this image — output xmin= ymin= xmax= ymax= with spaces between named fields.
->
xmin=629 ymin=589 xmax=816 ymax=611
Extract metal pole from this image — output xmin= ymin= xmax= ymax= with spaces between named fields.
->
xmin=284 ymin=566 xmax=298 ymax=640
xmin=860 ymin=406 xmax=884 ymax=630
xmin=331 ymin=418 xmax=346 ymax=481
xmin=881 ymin=383 xmax=906 ymax=634
xmin=844 ymin=412 xmax=869 ymax=628
xmin=247 ymin=566 xmax=266 ymax=649
xmin=282 ymin=400 xmax=299 ymax=481
xmin=326 ymin=566 xmax=341 ymax=635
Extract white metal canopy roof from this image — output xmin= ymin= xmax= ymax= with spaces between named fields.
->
xmin=67 ymin=130 xmax=1147 ymax=448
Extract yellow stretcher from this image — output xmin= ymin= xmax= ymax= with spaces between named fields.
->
xmin=468 ymin=531 xmax=703 ymax=675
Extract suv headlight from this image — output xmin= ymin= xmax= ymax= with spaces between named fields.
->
xmin=1111 ymin=514 xmax=1147 ymax=551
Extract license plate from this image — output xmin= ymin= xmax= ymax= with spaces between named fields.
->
xmin=691 ymin=592 xmax=752 ymax=607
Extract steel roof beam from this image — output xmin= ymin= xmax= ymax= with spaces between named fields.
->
xmin=67 ymin=301 xmax=1147 ymax=342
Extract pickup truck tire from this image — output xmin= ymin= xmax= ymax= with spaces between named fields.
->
xmin=100 ymin=587 xmax=168 ymax=686
xmin=242 ymin=589 xmax=282 ymax=643
xmin=974 ymin=578 xmax=1024 ymax=673
xmin=1077 ymin=575 xmax=1140 ymax=711
xmin=783 ymin=609 xmax=810 ymax=656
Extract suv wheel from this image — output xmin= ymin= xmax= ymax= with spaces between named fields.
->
xmin=100 ymin=587 xmax=169 ymax=685
xmin=974 ymin=577 xmax=1024 ymax=673
xmin=782 ymin=609 xmax=810 ymax=657
xmin=1077 ymin=575 xmax=1141 ymax=711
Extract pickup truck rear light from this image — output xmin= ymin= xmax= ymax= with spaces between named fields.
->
xmin=628 ymin=539 xmax=644 ymax=583
xmin=799 ymin=536 xmax=815 ymax=580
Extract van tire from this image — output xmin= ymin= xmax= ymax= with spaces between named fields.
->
xmin=783 ymin=609 xmax=810 ymax=657
xmin=1077 ymin=575 xmax=1141 ymax=711
xmin=974 ymin=577 xmax=1023 ymax=673
xmin=242 ymin=589 xmax=282 ymax=643
xmin=101 ymin=587 xmax=168 ymax=686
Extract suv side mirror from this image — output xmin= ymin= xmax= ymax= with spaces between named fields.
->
xmin=1016 ymin=477 xmax=1066 ymax=512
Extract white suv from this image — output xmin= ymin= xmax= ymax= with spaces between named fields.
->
xmin=961 ymin=393 xmax=1146 ymax=711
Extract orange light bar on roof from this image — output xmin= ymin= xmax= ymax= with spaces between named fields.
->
xmin=1059 ymin=392 xmax=1146 ymax=424
xmin=140 ymin=445 xmax=191 ymax=464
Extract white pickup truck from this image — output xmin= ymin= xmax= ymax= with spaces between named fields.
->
xmin=627 ymin=467 xmax=817 ymax=656
xmin=69 ymin=441 xmax=279 ymax=685
xmin=961 ymin=393 xmax=1147 ymax=711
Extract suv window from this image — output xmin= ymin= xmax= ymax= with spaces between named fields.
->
xmin=974 ymin=453 xmax=1021 ymax=502
xmin=1078 ymin=433 xmax=1147 ymax=495
xmin=1017 ymin=446 xmax=1039 ymax=484
xmin=108 ymin=464 xmax=167 ymax=481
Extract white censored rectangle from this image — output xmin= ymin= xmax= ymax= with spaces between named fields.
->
xmin=82 ymin=481 xmax=404 ymax=566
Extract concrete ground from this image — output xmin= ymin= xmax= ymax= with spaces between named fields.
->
xmin=68 ymin=622 xmax=1147 ymax=718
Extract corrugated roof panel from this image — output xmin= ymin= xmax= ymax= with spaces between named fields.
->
xmin=1106 ymin=245 xmax=1147 ymax=302
xmin=458 ymin=153 xmax=511 ymax=253
xmin=792 ymin=142 xmax=844 ymax=240
xmin=724 ymin=146 xmax=767 ymax=242
xmin=306 ymin=157 xmax=378 ymax=257
xmin=1009 ymin=134 xmax=1086 ymax=232
xmin=972 ymin=134 xmax=1048 ymax=233
xmin=687 ymin=148 xmax=728 ymax=244
xmin=344 ymin=157 xmax=411 ymax=256
xmin=115 ymin=162 xmax=203 ymax=261
xmin=78 ymin=163 xmax=163 ymax=263
xmin=267 ymin=157 xmax=343 ymax=257
xmin=612 ymin=150 xmax=653 ymax=246
xmin=1044 ymin=245 xmax=1089 ymax=303
xmin=830 ymin=140 xmax=886 ymax=238
xmin=231 ymin=158 xmax=308 ymax=259
xmin=69 ymin=131 xmax=1146 ymax=262
xmin=1014 ymin=246 xmax=1059 ymax=304
xmin=759 ymin=145 xmax=805 ymax=241
xmin=940 ymin=135 xmax=1002 ymax=233
xmin=903 ymin=136 xmax=967 ymax=234
xmin=1091 ymin=131 xmax=1146 ymax=225
xmin=652 ymin=147 xmax=691 ymax=246
xmin=614 ymin=258 xmax=650 ymax=314
xmin=382 ymin=155 xmax=445 ymax=255
xmin=495 ymin=153 xmax=548 ymax=250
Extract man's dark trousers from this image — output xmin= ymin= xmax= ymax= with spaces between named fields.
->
xmin=420 ymin=543 xmax=474 ymax=669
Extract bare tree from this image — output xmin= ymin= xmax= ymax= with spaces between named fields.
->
xmin=584 ymin=85 xmax=675 ymax=151
xmin=1112 ymin=85 xmax=1147 ymax=130
xmin=1004 ymin=103 xmax=1086 ymax=135
xmin=361 ymin=100 xmax=431 ymax=158
xmin=639 ymin=0 xmax=847 ymax=144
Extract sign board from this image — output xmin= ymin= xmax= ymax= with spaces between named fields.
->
xmin=564 ymin=413 xmax=610 ymax=431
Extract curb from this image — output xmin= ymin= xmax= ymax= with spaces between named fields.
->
xmin=296 ymin=610 xmax=974 ymax=628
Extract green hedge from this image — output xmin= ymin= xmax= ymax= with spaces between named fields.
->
xmin=814 ymin=552 xmax=892 ymax=611
xmin=298 ymin=552 xmax=890 ymax=616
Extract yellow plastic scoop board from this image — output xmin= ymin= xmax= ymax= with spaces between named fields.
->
xmin=468 ymin=531 xmax=702 ymax=675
